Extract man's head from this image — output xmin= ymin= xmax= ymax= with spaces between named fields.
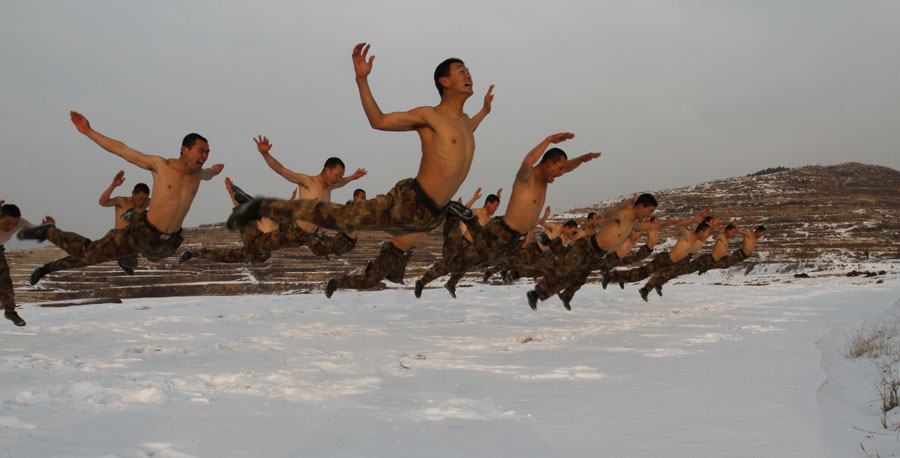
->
xmin=484 ymin=194 xmax=501 ymax=216
xmin=131 ymin=183 xmax=150 ymax=208
xmin=563 ymin=219 xmax=578 ymax=237
xmin=180 ymin=133 xmax=209 ymax=171
xmin=434 ymin=58 xmax=471 ymax=97
xmin=723 ymin=224 xmax=736 ymax=237
xmin=695 ymin=221 xmax=712 ymax=239
xmin=586 ymin=212 xmax=599 ymax=224
xmin=538 ymin=148 xmax=568 ymax=183
xmin=0 ymin=204 xmax=22 ymax=232
xmin=755 ymin=225 xmax=767 ymax=238
xmin=353 ymin=188 xmax=366 ymax=201
xmin=321 ymin=157 xmax=346 ymax=188
xmin=633 ymin=194 xmax=658 ymax=218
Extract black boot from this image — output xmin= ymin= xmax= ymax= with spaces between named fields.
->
xmin=16 ymin=223 xmax=53 ymax=242
xmin=29 ymin=266 xmax=49 ymax=286
xmin=4 ymin=310 xmax=26 ymax=327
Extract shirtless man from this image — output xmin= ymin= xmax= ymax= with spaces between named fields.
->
xmin=497 ymin=215 xmax=579 ymax=285
xmin=415 ymin=133 xmax=601 ymax=299
xmin=254 ymin=135 xmax=366 ymax=258
xmin=698 ymin=224 xmax=767 ymax=274
xmin=459 ymin=187 xmax=502 ymax=243
xmin=29 ymin=171 xmax=151 ymax=285
xmin=227 ymin=43 xmax=494 ymax=246
xmin=18 ymin=112 xmax=223 ymax=272
xmin=1 ymin=201 xmax=54 ymax=326
xmin=606 ymin=219 xmax=712 ymax=302
xmin=179 ymin=177 xmax=282 ymax=264
xmin=526 ymin=194 xmax=659 ymax=310
xmin=640 ymin=221 xmax=738 ymax=298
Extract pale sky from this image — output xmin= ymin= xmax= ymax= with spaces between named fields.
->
xmin=2 ymin=0 xmax=898 ymax=249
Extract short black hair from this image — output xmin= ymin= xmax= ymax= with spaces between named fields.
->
xmin=649 ymin=216 xmax=658 ymax=223
xmin=755 ymin=225 xmax=767 ymax=232
xmin=323 ymin=157 xmax=346 ymax=171
xmin=539 ymin=148 xmax=568 ymax=165
xmin=434 ymin=58 xmax=464 ymax=96
xmin=564 ymin=220 xmax=578 ymax=229
xmin=182 ymin=133 xmax=208 ymax=149
xmin=353 ymin=188 xmax=366 ymax=199
xmin=703 ymin=216 xmax=713 ymax=223
xmin=634 ymin=194 xmax=658 ymax=208
xmin=587 ymin=212 xmax=598 ymax=220
xmin=1 ymin=204 xmax=21 ymax=218
xmin=695 ymin=222 xmax=711 ymax=233
xmin=724 ymin=224 xmax=736 ymax=231
xmin=485 ymin=194 xmax=500 ymax=204
xmin=133 ymin=183 xmax=150 ymax=195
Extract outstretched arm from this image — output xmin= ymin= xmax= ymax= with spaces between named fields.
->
xmin=470 ymin=85 xmax=494 ymax=131
xmin=464 ymin=187 xmax=483 ymax=208
xmin=353 ymin=43 xmax=429 ymax=132
xmin=200 ymin=164 xmax=224 ymax=181
xmin=70 ymin=111 xmax=162 ymax=171
xmin=223 ymin=177 xmax=239 ymax=207
xmin=333 ymin=168 xmax=367 ymax=189
xmin=516 ymin=132 xmax=575 ymax=182
xmin=558 ymin=152 xmax=602 ymax=176
xmin=99 ymin=170 xmax=126 ymax=207
xmin=253 ymin=135 xmax=314 ymax=187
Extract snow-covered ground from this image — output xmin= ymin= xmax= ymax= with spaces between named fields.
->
xmin=2 ymin=264 xmax=900 ymax=457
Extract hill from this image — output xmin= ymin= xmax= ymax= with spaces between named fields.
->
xmin=7 ymin=162 xmax=899 ymax=305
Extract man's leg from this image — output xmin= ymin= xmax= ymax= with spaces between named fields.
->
xmin=30 ymin=255 xmax=88 ymax=285
xmin=326 ymin=240 xmax=416 ymax=297
xmin=307 ymin=232 xmax=357 ymax=259
xmin=1 ymin=247 xmax=25 ymax=326
xmin=608 ymin=252 xmax=672 ymax=286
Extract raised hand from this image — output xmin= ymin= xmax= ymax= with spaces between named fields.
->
xmin=495 ymin=188 xmax=502 ymax=199
xmin=70 ymin=111 xmax=92 ymax=135
xmin=224 ymin=177 xmax=234 ymax=190
xmin=352 ymin=42 xmax=374 ymax=80
xmin=548 ymin=132 xmax=574 ymax=144
xmin=291 ymin=188 xmax=298 ymax=200
xmin=42 ymin=216 xmax=55 ymax=225
xmin=111 ymin=170 xmax=126 ymax=187
xmin=254 ymin=135 xmax=272 ymax=154
xmin=482 ymin=85 xmax=495 ymax=114
xmin=543 ymin=206 xmax=551 ymax=219
xmin=209 ymin=164 xmax=225 ymax=175
xmin=350 ymin=168 xmax=367 ymax=180
xmin=472 ymin=187 xmax=483 ymax=202
xmin=583 ymin=152 xmax=602 ymax=162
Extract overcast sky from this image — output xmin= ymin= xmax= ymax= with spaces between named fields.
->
xmin=2 ymin=1 xmax=898 ymax=249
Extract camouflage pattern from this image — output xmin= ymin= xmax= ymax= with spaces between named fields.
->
xmin=333 ymin=241 xmax=414 ymax=290
xmin=483 ymin=241 xmax=548 ymax=281
xmin=0 ymin=246 xmax=15 ymax=313
xmin=644 ymin=252 xmax=719 ymax=290
xmin=44 ymin=212 xmax=183 ymax=265
xmin=533 ymin=237 xmax=610 ymax=300
xmin=559 ymin=244 xmax=654 ymax=302
xmin=419 ymin=216 xmax=526 ymax=288
xmin=192 ymin=221 xmax=313 ymax=264
xmin=606 ymin=251 xmax=678 ymax=286
xmin=257 ymin=178 xmax=446 ymax=235
xmin=699 ymin=248 xmax=749 ymax=274
xmin=41 ymin=229 xmax=140 ymax=275
xmin=308 ymin=232 xmax=357 ymax=258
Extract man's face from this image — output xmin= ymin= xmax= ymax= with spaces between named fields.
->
xmin=700 ymin=228 xmax=712 ymax=239
xmin=485 ymin=200 xmax=500 ymax=216
xmin=0 ymin=215 xmax=20 ymax=232
xmin=563 ymin=226 xmax=577 ymax=238
xmin=724 ymin=228 xmax=736 ymax=238
xmin=544 ymin=159 xmax=566 ymax=183
xmin=132 ymin=192 xmax=150 ymax=209
xmin=756 ymin=230 xmax=767 ymax=239
xmin=442 ymin=62 xmax=473 ymax=96
xmin=354 ymin=191 xmax=366 ymax=201
xmin=181 ymin=140 xmax=210 ymax=171
xmin=635 ymin=204 xmax=656 ymax=219
xmin=324 ymin=166 xmax=346 ymax=188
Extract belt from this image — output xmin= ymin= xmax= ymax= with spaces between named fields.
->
xmin=143 ymin=217 xmax=181 ymax=241
xmin=498 ymin=217 xmax=525 ymax=239
xmin=291 ymin=220 xmax=319 ymax=237
xmin=410 ymin=179 xmax=447 ymax=217
xmin=590 ymin=235 xmax=607 ymax=256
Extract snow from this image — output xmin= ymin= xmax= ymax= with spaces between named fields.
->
xmin=2 ymin=265 xmax=900 ymax=457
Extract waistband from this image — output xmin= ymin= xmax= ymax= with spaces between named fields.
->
xmin=739 ymin=248 xmax=750 ymax=258
xmin=143 ymin=216 xmax=182 ymax=240
xmin=410 ymin=179 xmax=448 ymax=217
xmin=291 ymin=220 xmax=319 ymax=236
xmin=497 ymin=217 xmax=525 ymax=240
xmin=590 ymin=235 xmax=607 ymax=256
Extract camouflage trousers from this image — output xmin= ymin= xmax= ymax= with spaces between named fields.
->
xmin=606 ymin=251 xmax=680 ymax=286
xmin=42 ymin=229 xmax=140 ymax=275
xmin=644 ymin=252 xmax=721 ymax=290
xmin=45 ymin=212 xmax=183 ymax=265
xmin=533 ymin=237 xmax=608 ymax=300
xmin=333 ymin=240 xmax=414 ymax=290
xmin=560 ymin=244 xmax=654 ymax=300
xmin=699 ymin=248 xmax=749 ymax=274
xmin=483 ymin=242 xmax=546 ymax=280
xmin=257 ymin=178 xmax=446 ymax=235
xmin=0 ymin=246 xmax=15 ymax=313
xmin=419 ymin=216 xmax=526 ymax=288
xmin=308 ymin=232 xmax=357 ymax=259
xmin=193 ymin=221 xmax=309 ymax=263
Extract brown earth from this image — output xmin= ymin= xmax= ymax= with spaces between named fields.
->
xmin=7 ymin=162 xmax=899 ymax=306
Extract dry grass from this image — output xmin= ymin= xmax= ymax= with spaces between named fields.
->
xmin=848 ymin=321 xmax=900 ymax=430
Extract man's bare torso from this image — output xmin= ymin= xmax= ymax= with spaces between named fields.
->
xmin=593 ymin=209 xmax=639 ymax=252
xmin=503 ymin=172 xmax=548 ymax=235
xmin=146 ymin=159 xmax=202 ymax=233
xmin=415 ymin=108 xmax=476 ymax=207
xmin=711 ymin=233 xmax=730 ymax=260
xmin=295 ymin=179 xmax=333 ymax=234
